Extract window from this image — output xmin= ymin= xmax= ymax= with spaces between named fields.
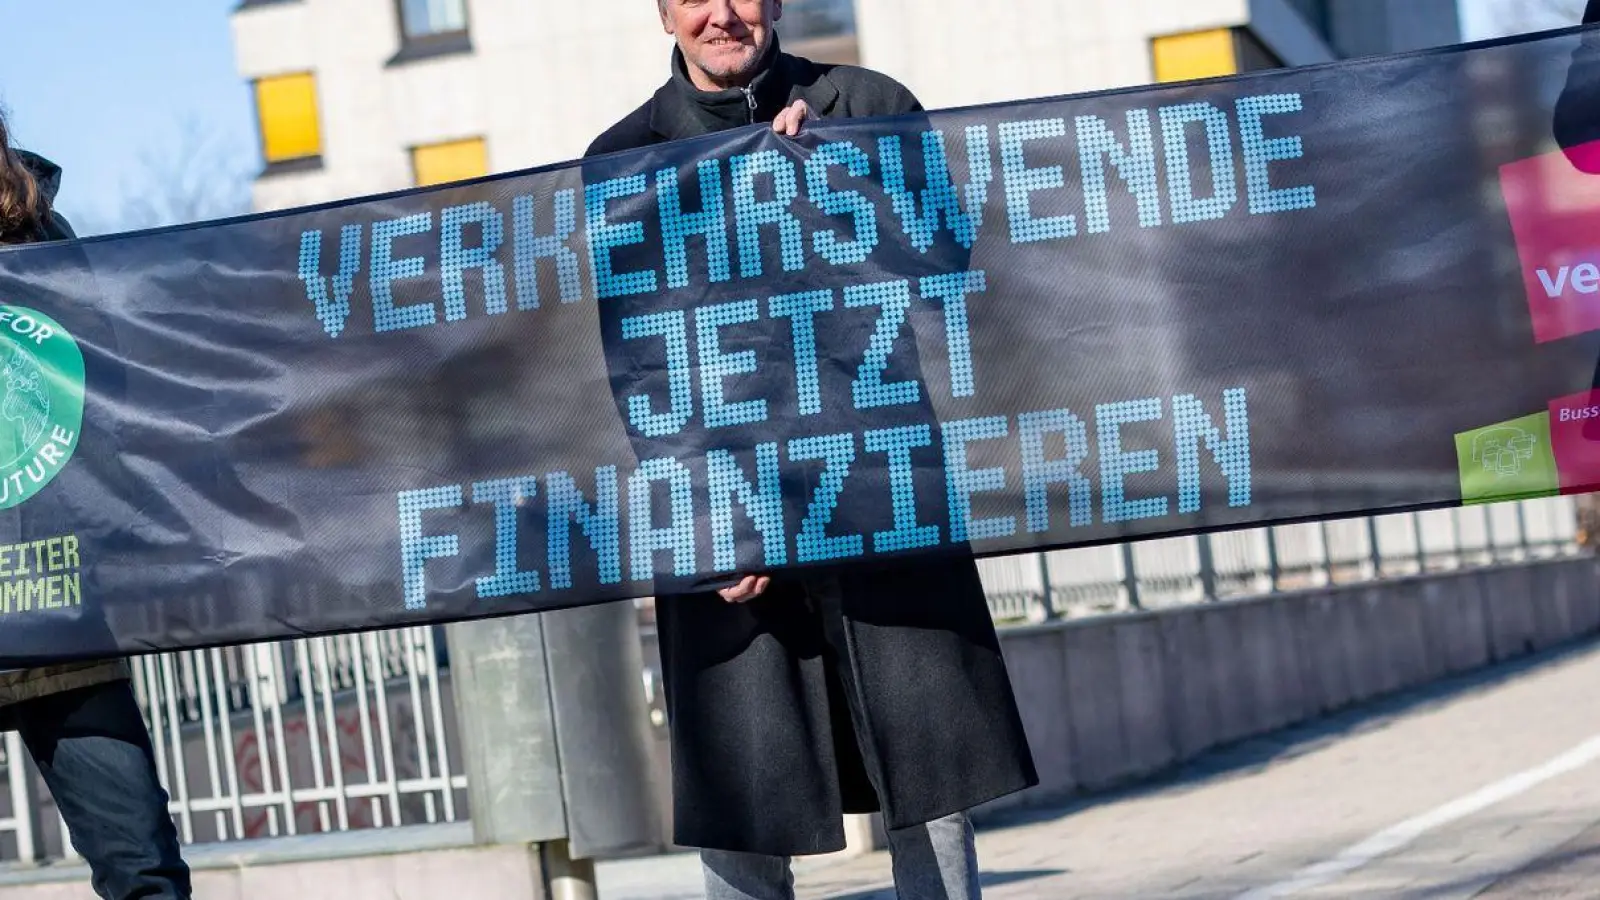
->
xmin=1150 ymin=27 xmax=1283 ymax=83
xmin=777 ymin=0 xmax=858 ymax=64
xmin=399 ymin=0 xmax=467 ymax=39
xmin=411 ymin=137 xmax=488 ymax=187
xmin=1151 ymin=29 xmax=1237 ymax=82
xmin=253 ymin=72 xmax=322 ymax=170
xmin=778 ymin=0 xmax=855 ymax=42
xmin=390 ymin=0 xmax=471 ymax=63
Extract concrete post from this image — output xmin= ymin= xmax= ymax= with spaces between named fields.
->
xmin=536 ymin=601 xmax=661 ymax=860
xmin=542 ymin=838 xmax=599 ymax=900
xmin=446 ymin=599 xmax=663 ymax=898
xmin=447 ymin=612 xmax=569 ymax=849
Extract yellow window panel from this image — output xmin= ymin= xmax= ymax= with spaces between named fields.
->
xmin=255 ymin=72 xmax=322 ymax=163
xmin=1151 ymin=29 xmax=1238 ymax=83
xmin=412 ymin=138 xmax=488 ymax=187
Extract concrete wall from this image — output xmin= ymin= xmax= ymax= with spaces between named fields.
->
xmin=232 ymin=0 xmax=1464 ymax=216
xmin=232 ymin=0 xmax=668 ymax=212
xmin=854 ymin=0 xmax=1251 ymax=110
xmin=1327 ymin=0 xmax=1461 ymax=58
xmin=0 ymin=823 xmax=549 ymax=900
xmin=972 ymin=554 xmax=1600 ymax=818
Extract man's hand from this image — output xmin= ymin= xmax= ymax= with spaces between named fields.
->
xmin=772 ymin=99 xmax=811 ymax=136
xmin=718 ymin=574 xmax=771 ymax=603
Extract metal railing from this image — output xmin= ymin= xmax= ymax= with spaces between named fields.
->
xmin=975 ymin=497 xmax=1582 ymax=623
xmin=0 ymin=497 xmax=1581 ymax=866
xmin=0 ymin=626 xmax=468 ymax=865
xmin=132 ymin=628 xmax=464 ymax=848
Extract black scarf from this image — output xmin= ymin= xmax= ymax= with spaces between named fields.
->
xmin=667 ymin=34 xmax=790 ymax=133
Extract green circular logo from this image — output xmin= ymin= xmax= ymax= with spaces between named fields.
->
xmin=0 ymin=306 xmax=84 ymax=510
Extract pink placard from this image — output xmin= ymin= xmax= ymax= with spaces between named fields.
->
xmin=1500 ymin=139 xmax=1600 ymax=343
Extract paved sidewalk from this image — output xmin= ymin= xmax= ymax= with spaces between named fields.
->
xmin=1475 ymin=819 xmax=1600 ymax=898
xmin=600 ymin=635 xmax=1600 ymax=899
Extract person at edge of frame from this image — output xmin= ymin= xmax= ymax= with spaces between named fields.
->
xmin=1556 ymin=0 xmax=1600 ymax=176
xmin=0 ymin=110 xmax=192 ymax=900
xmin=1556 ymin=0 xmax=1600 ymax=471
xmin=583 ymin=2 xmax=1040 ymax=899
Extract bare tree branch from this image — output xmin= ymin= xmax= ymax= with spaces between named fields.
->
xmin=110 ymin=114 xmax=253 ymax=233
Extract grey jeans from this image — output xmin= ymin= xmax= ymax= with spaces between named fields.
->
xmin=701 ymin=811 xmax=982 ymax=900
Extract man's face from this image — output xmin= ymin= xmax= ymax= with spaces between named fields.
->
xmin=661 ymin=0 xmax=782 ymax=89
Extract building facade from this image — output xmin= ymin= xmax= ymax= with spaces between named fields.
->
xmin=230 ymin=0 xmax=1458 ymax=212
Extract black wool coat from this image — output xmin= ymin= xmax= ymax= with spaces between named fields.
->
xmin=584 ymin=41 xmax=1039 ymax=857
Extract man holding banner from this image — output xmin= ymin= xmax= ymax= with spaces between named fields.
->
xmin=584 ymin=1 xmax=1037 ymax=898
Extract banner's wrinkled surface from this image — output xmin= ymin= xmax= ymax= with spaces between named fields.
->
xmin=1 ymin=27 xmax=1599 ymax=665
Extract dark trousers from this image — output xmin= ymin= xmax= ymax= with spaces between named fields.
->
xmin=7 ymin=679 xmax=191 ymax=899
xmin=701 ymin=810 xmax=982 ymax=900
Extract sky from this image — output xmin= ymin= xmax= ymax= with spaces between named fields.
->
xmin=0 ymin=0 xmax=255 ymax=235
xmin=0 ymin=0 xmax=1578 ymax=236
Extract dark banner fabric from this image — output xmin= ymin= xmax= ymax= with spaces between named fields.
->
xmin=1 ymin=27 xmax=1599 ymax=665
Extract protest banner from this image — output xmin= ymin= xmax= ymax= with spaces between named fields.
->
xmin=0 ymin=24 xmax=1597 ymax=665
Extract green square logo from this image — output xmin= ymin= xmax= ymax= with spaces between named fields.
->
xmin=1456 ymin=411 xmax=1559 ymax=504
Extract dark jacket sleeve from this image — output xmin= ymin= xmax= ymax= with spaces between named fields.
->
xmin=1553 ymin=0 xmax=1600 ymax=169
xmin=878 ymin=76 xmax=922 ymax=116
xmin=42 ymin=210 xmax=75 ymax=242
xmin=584 ymin=102 xmax=659 ymax=159
xmin=835 ymin=66 xmax=922 ymax=119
